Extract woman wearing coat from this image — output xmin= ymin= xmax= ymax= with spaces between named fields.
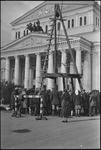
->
xmin=50 ymin=86 xmax=60 ymax=116
xmin=73 ymin=90 xmax=82 ymax=116
xmin=61 ymin=90 xmax=71 ymax=122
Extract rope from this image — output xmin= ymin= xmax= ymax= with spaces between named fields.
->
xmin=60 ymin=1 xmax=63 ymax=13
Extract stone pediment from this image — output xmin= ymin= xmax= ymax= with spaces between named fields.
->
xmin=11 ymin=1 xmax=93 ymax=26
xmin=1 ymin=33 xmax=49 ymax=52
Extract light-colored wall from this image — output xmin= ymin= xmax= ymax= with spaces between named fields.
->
xmin=11 ymin=3 xmax=100 ymax=41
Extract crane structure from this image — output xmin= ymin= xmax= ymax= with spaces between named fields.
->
xmin=39 ymin=3 xmax=83 ymax=94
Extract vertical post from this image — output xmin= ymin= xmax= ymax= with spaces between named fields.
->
xmin=40 ymin=97 xmax=43 ymax=118
xmin=24 ymin=54 xmax=30 ymax=89
xmin=71 ymin=77 xmax=74 ymax=91
xmin=63 ymin=77 xmax=65 ymax=90
xmin=14 ymin=96 xmax=17 ymax=114
xmin=54 ymin=4 xmax=58 ymax=86
xmin=14 ymin=55 xmax=19 ymax=85
xmin=35 ymin=53 xmax=41 ymax=88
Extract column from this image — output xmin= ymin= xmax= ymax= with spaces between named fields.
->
xmin=83 ymin=52 xmax=91 ymax=92
xmin=35 ymin=53 xmax=41 ymax=89
xmin=59 ymin=49 xmax=67 ymax=91
xmin=5 ymin=57 xmax=10 ymax=82
xmin=24 ymin=54 xmax=30 ymax=89
xmin=14 ymin=55 xmax=19 ymax=85
xmin=75 ymin=48 xmax=82 ymax=91
xmin=47 ymin=51 xmax=54 ymax=90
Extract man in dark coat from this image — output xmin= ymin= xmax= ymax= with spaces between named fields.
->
xmin=50 ymin=86 xmax=60 ymax=116
xmin=46 ymin=90 xmax=52 ymax=115
xmin=61 ymin=90 xmax=71 ymax=122
xmin=81 ymin=89 xmax=89 ymax=116
xmin=89 ymin=91 xmax=97 ymax=116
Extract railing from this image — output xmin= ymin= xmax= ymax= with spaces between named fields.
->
xmin=14 ymin=95 xmax=47 ymax=120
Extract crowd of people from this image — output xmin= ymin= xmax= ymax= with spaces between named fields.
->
xmin=10 ymin=86 xmax=100 ymax=122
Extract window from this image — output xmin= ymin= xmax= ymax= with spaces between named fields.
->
xmin=15 ymin=32 xmax=17 ymax=39
xmin=18 ymin=31 xmax=20 ymax=39
xmin=71 ymin=19 xmax=74 ymax=28
xmin=96 ymin=17 xmax=97 ymax=26
xmin=58 ymin=22 xmax=61 ymax=30
xmin=23 ymin=30 xmax=26 ymax=36
xmin=27 ymin=30 xmax=28 ymax=35
xmin=98 ymin=18 xmax=99 ymax=27
xmin=33 ymin=69 xmax=36 ymax=79
xmin=45 ymin=25 xmax=48 ymax=33
xmin=80 ymin=17 xmax=82 ymax=26
xmin=84 ymin=16 xmax=87 ymax=25
xmin=68 ymin=20 xmax=70 ymax=28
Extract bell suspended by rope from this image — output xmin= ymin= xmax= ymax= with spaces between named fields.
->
xmin=56 ymin=11 xmax=60 ymax=18
xmin=55 ymin=4 xmax=60 ymax=18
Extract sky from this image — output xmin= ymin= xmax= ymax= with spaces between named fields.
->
xmin=1 ymin=1 xmax=43 ymax=47
xmin=1 ymin=1 xmax=100 ymax=47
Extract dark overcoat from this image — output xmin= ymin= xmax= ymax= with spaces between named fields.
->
xmin=89 ymin=93 xmax=97 ymax=107
xmin=50 ymin=89 xmax=60 ymax=105
xmin=61 ymin=91 xmax=71 ymax=117
xmin=81 ymin=92 xmax=89 ymax=109
xmin=73 ymin=94 xmax=82 ymax=106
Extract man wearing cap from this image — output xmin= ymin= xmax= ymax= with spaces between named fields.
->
xmin=81 ymin=89 xmax=89 ymax=116
xmin=50 ymin=86 xmax=60 ymax=116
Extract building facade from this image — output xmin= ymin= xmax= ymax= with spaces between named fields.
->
xmin=1 ymin=1 xmax=100 ymax=92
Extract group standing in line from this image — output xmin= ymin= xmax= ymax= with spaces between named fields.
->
xmin=10 ymin=85 xmax=100 ymax=123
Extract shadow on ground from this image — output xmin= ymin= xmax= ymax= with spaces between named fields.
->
xmin=12 ymin=129 xmax=31 ymax=133
xmin=69 ymin=117 xmax=100 ymax=123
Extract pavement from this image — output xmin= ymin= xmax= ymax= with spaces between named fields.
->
xmin=1 ymin=110 xmax=100 ymax=149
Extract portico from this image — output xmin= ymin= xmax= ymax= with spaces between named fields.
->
xmin=1 ymin=32 xmax=93 ymax=92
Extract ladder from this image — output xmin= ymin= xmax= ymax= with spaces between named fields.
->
xmin=38 ymin=17 xmax=56 ymax=94
xmin=35 ymin=13 xmax=56 ymax=120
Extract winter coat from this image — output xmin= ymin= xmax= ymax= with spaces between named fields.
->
xmin=81 ymin=92 xmax=89 ymax=109
xmin=89 ymin=93 xmax=97 ymax=107
xmin=50 ymin=89 xmax=60 ymax=105
xmin=61 ymin=91 xmax=71 ymax=117
xmin=73 ymin=94 xmax=82 ymax=106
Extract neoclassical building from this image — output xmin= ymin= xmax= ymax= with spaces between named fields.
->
xmin=1 ymin=1 xmax=100 ymax=92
